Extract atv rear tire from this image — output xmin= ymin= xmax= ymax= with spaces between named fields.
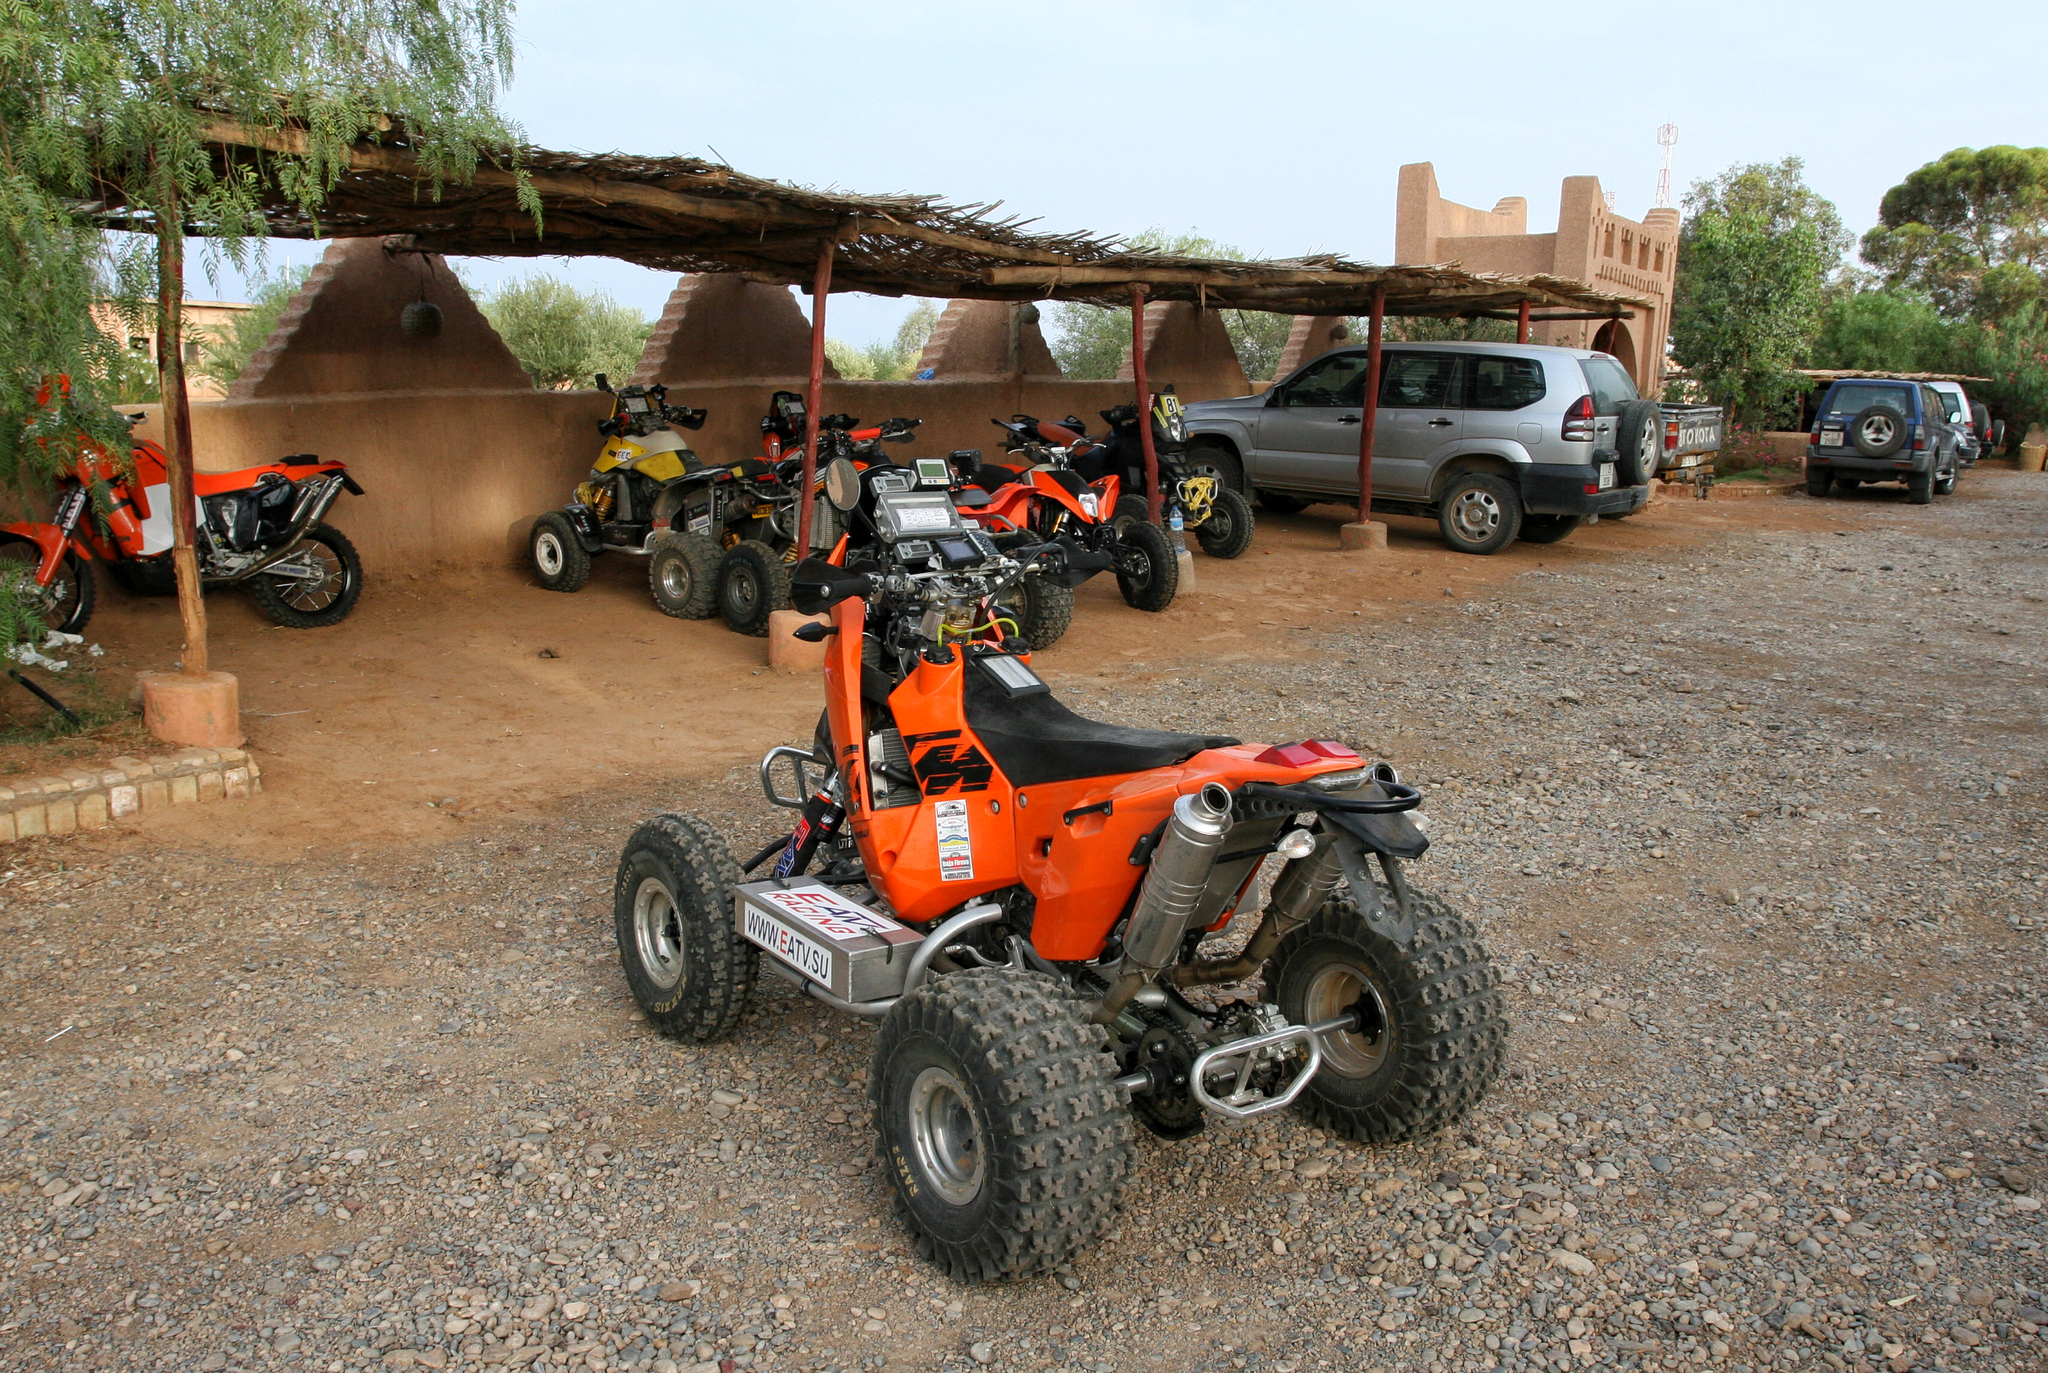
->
xmin=1268 ymin=886 xmax=1506 ymax=1146
xmin=1007 ymin=575 xmax=1073 ymax=651
xmin=1114 ymin=518 xmax=1178 ymax=611
xmin=870 ymin=969 xmax=1133 ymax=1282
xmin=1193 ymin=487 xmax=1255 ymax=559
xmin=614 ymin=813 xmax=756 ymax=1042
xmin=530 ymin=511 xmax=591 ymax=592
xmin=249 ymin=524 xmax=364 ymax=629
xmin=649 ymin=532 xmax=721 ymax=619
xmin=718 ymin=539 xmax=791 ymax=636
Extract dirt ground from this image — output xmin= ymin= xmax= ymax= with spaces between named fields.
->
xmin=3 ymin=470 xmax=2044 ymax=1373
xmin=6 ymin=485 xmax=1837 ymax=850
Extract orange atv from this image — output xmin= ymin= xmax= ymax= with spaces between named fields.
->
xmin=611 ymin=465 xmax=1507 ymax=1281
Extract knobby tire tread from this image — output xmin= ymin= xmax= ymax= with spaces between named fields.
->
xmin=1268 ymin=887 xmax=1507 ymax=1145
xmin=612 ymin=812 xmax=756 ymax=1042
xmin=872 ymin=969 xmax=1134 ymax=1282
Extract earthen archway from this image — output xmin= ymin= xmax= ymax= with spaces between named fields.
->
xmin=1592 ymin=319 xmax=1638 ymax=381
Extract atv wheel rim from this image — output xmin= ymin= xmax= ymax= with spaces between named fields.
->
xmin=657 ymin=557 xmax=695 ymax=601
xmin=906 ymin=1066 xmax=985 ymax=1206
xmin=727 ymin=567 xmax=759 ymax=617
xmin=1304 ymin=960 xmax=1392 ymax=1078
xmin=1448 ymin=488 xmax=1502 ymax=543
xmin=1857 ymin=414 xmax=1896 ymax=449
xmin=631 ymin=876 xmax=686 ymax=991
xmin=534 ymin=531 xmax=565 ymax=578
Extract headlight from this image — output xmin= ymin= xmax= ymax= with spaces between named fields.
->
xmin=1079 ymin=493 xmax=1099 ymax=517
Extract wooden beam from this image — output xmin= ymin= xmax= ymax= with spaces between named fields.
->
xmin=849 ymin=216 xmax=1075 ymax=267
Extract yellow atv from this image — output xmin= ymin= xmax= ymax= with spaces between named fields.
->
xmin=528 ymin=376 xmax=728 ymax=617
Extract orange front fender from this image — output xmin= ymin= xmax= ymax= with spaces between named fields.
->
xmin=0 ymin=522 xmax=76 ymax=586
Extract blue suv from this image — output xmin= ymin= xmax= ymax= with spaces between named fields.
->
xmin=1805 ymin=378 xmax=1959 ymax=505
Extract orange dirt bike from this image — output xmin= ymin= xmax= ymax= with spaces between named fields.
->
xmin=610 ymin=467 xmax=1506 ymax=1281
xmin=0 ymin=413 xmax=364 ymax=634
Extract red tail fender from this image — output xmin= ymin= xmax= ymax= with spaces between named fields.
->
xmin=0 ymin=522 xmax=75 ymax=586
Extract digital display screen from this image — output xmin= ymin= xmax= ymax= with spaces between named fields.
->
xmin=915 ymin=458 xmax=952 ymax=487
xmin=624 ymin=396 xmax=649 ymax=413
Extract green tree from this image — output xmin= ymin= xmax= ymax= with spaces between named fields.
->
xmin=1806 ymin=288 xmax=1960 ymax=374
xmin=1048 ymin=229 xmax=1290 ymax=382
xmin=1861 ymin=146 xmax=2048 ymax=323
xmin=192 ymin=265 xmax=312 ymax=388
xmin=826 ymin=300 xmax=938 ymax=381
xmin=477 ymin=274 xmax=652 ymax=390
xmin=4 ymin=0 xmax=529 ymax=672
xmin=1670 ymin=158 xmax=1850 ymax=425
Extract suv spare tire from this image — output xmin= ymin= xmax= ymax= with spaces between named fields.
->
xmin=1850 ymin=406 xmax=1906 ymax=458
xmin=1614 ymin=399 xmax=1662 ymax=486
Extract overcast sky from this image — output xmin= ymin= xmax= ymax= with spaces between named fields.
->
xmin=195 ymin=0 xmax=2044 ymax=345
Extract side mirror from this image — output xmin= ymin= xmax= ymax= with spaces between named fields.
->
xmin=823 ymin=457 xmax=862 ymax=512
xmin=790 ymin=558 xmax=871 ymax=616
xmin=595 ymin=373 xmax=611 ymax=393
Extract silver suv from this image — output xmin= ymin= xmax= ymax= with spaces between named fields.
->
xmin=1182 ymin=342 xmax=1661 ymax=554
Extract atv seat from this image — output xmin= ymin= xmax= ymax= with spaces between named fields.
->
xmin=965 ymin=663 xmax=1236 ymax=787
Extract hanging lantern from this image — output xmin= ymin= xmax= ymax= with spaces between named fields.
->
xmin=400 ymin=300 xmax=443 ymax=339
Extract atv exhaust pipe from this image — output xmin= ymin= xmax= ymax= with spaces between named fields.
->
xmin=1091 ymin=783 xmax=1233 ymax=1024
xmin=1167 ymin=830 xmax=1345 ymax=990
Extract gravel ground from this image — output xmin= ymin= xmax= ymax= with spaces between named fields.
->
xmin=2 ymin=472 xmax=2044 ymax=1373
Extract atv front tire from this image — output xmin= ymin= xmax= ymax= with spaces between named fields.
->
xmin=1193 ymin=487 xmax=1255 ymax=558
xmin=649 ymin=533 xmax=721 ymax=619
xmin=613 ymin=813 xmax=756 ymax=1041
xmin=530 ymin=512 xmax=591 ymax=592
xmin=870 ymin=969 xmax=1134 ymax=1282
xmin=1007 ymin=575 xmax=1074 ymax=651
xmin=1268 ymin=886 xmax=1506 ymax=1145
xmin=1114 ymin=518 xmax=1178 ymax=612
xmin=718 ymin=539 xmax=792 ymax=636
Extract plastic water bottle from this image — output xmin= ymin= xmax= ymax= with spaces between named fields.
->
xmin=1168 ymin=505 xmax=1185 ymax=534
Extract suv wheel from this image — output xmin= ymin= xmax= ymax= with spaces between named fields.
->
xmin=1436 ymin=472 xmax=1522 ymax=555
xmin=1906 ymin=471 xmax=1933 ymax=505
xmin=1614 ymin=400 xmax=1662 ymax=486
xmin=1850 ymin=406 xmax=1907 ymax=458
xmin=1186 ymin=442 xmax=1245 ymax=493
xmin=1806 ymin=468 xmax=1832 ymax=498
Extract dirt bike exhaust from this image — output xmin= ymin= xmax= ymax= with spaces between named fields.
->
xmin=1090 ymin=783 xmax=1233 ymax=1024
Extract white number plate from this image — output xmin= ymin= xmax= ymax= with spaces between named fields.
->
xmin=750 ymin=886 xmax=905 ymax=941
xmin=742 ymin=906 xmax=834 ymax=984
xmin=1820 ymin=431 xmax=1844 ymax=447
xmin=1598 ymin=463 xmax=1616 ymax=490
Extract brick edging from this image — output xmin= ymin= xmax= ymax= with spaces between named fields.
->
xmin=0 ymin=747 xmax=263 ymax=841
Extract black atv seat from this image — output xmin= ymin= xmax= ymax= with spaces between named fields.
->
xmin=964 ymin=661 xmax=1236 ymax=788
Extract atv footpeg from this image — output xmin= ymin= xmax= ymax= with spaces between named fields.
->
xmin=1187 ymin=1022 xmax=1324 ymax=1121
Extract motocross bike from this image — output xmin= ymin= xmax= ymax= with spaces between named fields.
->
xmin=1090 ymin=389 xmax=1256 ymax=559
xmin=707 ymin=397 xmax=922 ymax=637
xmin=610 ymin=464 xmax=1507 ymax=1281
xmin=527 ymin=375 xmax=719 ymax=610
xmin=0 ymin=411 xmax=364 ymax=633
xmin=972 ymin=416 xmax=1179 ymax=635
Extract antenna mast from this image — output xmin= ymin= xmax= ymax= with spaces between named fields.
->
xmin=1655 ymin=123 xmax=1679 ymax=208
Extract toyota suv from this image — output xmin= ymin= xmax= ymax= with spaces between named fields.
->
xmin=1804 ymin=377 xmax=1959 ymax=504
xmin=1181 ymin=342 xmax=1662 ymax=555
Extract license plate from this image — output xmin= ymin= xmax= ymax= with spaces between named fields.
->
xmin=1598 ymin=463 xmax=1616 ymax=490
xmin=1820 ymin=432 xmax=1843 ymax=447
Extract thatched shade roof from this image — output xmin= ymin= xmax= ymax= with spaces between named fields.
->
xmin=104 ymin=125 xmax=1648 ymax=321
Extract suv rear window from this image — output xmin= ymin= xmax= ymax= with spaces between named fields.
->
xmin=1826 ymin=383 xmax=1913 ymax=417
xmin=1466 ymin=355 xmax=1546 ymax=410
xmin=1579 ymin=358 xmax=1638 ymax=415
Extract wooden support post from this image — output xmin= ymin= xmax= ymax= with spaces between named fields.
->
xmin=1518 ymin=299 xmax=1532 ymax=345
xmin=1355 ymin=286 xmax=1385 ymax=526
xmin=156 ymin=190 xmax=208 ymax=677
xmin=1131 ymin=286 xmax=1161 ymax=524
xmin=796 ymin=235 xmax=835 ymax=557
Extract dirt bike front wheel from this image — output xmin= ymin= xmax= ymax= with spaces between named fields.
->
xmin=1267 ymin=886 xmax=1506 ymax=1145
xmin=870 ymin=969 xmax=1133 ymax=1282
xmin=0 ymin=535 xmax=95 ymax=635
xmin=249 ymin=524 xmax=363 ymax=629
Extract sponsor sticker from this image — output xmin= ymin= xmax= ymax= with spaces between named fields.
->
xmin=752 ymin=886 xmax=903 ymax=942
xmin=935 ymin=799 xmax=974 ymax=881
xmin=742 ymin=906 xmax=834 ymax=985
xmin=688 ymin=513 xmax=712 ymax=534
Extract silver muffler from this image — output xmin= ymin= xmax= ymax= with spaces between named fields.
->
xmin=1091 ymin=783 xmax=1233 ymax=1023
